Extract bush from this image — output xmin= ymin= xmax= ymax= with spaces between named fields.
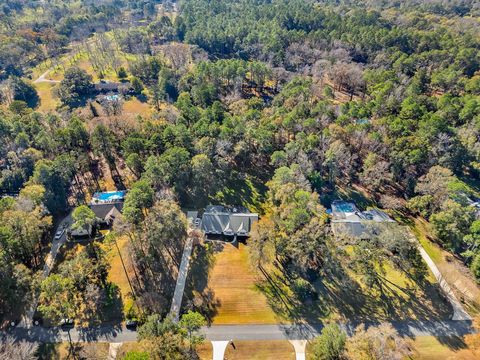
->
xmin=312 ymin=324 xmax=346 ymax=360
xmin=292 ymin=278 xmax=315 ymax=302
xmin=118 ymin=67 xmax=128 ymax=79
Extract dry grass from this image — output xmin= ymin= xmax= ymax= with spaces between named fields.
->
xmin=413 ymin=217 xmax=480 ymax=315
xmin=34 ymin=82 xmax=59 ymax=112
xmin=123 ymin=97 xmax=151 ymax=116
xmin=37 ymin=342 xmax=110 ymax=359
xmin=223 ymin=340 xmax=295 ymax=360
xmin=196 ymin=342 xmax=213 ymax=359
xmin=104 ymin=235 xmax=138 ymax=320
xmin=411 ymin=335 xmax=480 ymax=360
xmin=207 ymin=243 xmax=279 ymax=324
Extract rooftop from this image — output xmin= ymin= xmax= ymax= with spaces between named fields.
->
xmin=201 ymin=205 xmax=258 ymax=238
xmin=330 ymin=200 xmax=395 ymax=239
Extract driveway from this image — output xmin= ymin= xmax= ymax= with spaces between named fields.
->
xmin=18 ymin=213 xmax=73 ymax=328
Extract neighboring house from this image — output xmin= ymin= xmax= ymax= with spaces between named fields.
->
xmin=70 ymin=191 xmax=126 ymax=240
xmin=69 ymin=223 xmax=93 ymax=240
xmin=94 ymin=81 xmax=133 ymax=94
xmin=331 ymin=200 xmax=395 ymax=239
xmin=201 ymin=205 xmax=258 ymax=239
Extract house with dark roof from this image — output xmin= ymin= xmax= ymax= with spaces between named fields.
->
xmin=69 ymin=193 xmax=125 ymax=240
xmin=201 ymin=205 xmax=258 ymax=239
xmin=90 ymin=202 xmax=123 ymax=227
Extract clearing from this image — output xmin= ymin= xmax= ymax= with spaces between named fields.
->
xmin=187 ymin=242 xmax=279 ymax=324
xmin=34 ymin=82 xmax=59 ymax=112
xmin=104 ymin=234 xmax=139 ymax=322
xmin=410 ymin=335 xmax=480 ymax=360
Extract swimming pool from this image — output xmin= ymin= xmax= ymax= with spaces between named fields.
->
xmin=93 ymin=191 xmax=127 ymax=202
xmin=332 ymin=201 xmax=357 ymax=213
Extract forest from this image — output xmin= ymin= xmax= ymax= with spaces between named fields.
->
xmin=0 ymin=0 xmax=480 ymax=358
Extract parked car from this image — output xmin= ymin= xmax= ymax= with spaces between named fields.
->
xmin=55 ymin=228 xmax=65 ymax=240
xmin=59 ymin=318 xmax=74 ymax=328
xmin=125 ymin=320 xmax=138 ymax=329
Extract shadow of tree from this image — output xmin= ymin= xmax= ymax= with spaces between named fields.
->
xmin=182 ymin=242 xmax=220 ymax=325
xmin=255 ymin=248 xmax=453 ymax=326
xmin=36 ymin=342 xmax=60 ymax=360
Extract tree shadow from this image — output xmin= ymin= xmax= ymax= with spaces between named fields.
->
xmin=36 ymin=342 xmax=60 ymax=360
xmin=255 ymin=248 xmax=454 ymax=327
xmin=182 ymin=242 xmax=220 ymax=325
xmin=214 ymin=171 xmax=267 ymax=212
xmin=101 ymin=283 xmax=124 ymax=325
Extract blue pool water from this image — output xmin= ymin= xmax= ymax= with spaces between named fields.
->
xmin=93 ymin=191 xmax=126 ymax=201
xmin=332 ymin=201 xmax=357 ymax=213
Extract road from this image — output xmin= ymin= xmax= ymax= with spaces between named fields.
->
xmin=18 ymin=213 xmax=72 ymax=328
xmin=3 ymin=320 xmax=474 ymax=343
xmin=34 ymin=69 xmax=60 ymax=84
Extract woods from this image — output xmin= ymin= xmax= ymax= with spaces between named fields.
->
xmin=0 ymin=1 xmax=479 ymax=357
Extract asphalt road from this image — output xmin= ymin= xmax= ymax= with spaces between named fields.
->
xmin=3 ymin=320 xmax=474 ymax=343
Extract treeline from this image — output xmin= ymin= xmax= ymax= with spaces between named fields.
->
xmin=0 ymin=0 xmax=164 ymax=78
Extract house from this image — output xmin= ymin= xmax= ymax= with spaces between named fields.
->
xmin=201 ymin=205 xmax=258 ymax=239
xmin=94 ymin=81 xmax=133 ymax=94
xmin=70 ymin=224 xmax=93 ymax=239
xmin=70 ymin=191 xmax=126 ymax=240
xmin=330 ymin=200 xmax=395 ymax=239
xmin=90 ymin=202 xmax=123 ymax=227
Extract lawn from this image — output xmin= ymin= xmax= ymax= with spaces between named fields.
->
xmin=220 ymin=340 xmax=295 ymax=360
xmin=34 ymin=82 xmax=59 ymax=112
xmin=411 ymin=335 xmax=480 ymax=360
xmin=188 ymin=235 xmax=452 ymax=326
xmin=412 ymin=217 xmax=480 ymax=315
xmin=187 ymin=242 xmax=279 ymax=324
xmin=104 ymin=235 xmax=138 ymax=322
xmin=123 ymin=97 xmax=151 ymax=116
xmin=213 ymin=172 xmax=267 ymax=214
xmin=255 ymin=241 xmax=452 ymax=323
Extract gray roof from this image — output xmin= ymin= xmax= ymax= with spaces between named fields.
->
xmin=201 ymin=206 xmax=258 ymax=237
xmin=70 ymin=224 xmax=93 ymax=237
xmin=90 ymin=203 xmax=123 ymax=222
xmin=94 ymin=82 xmax=132 ymax=92
xmin=330 ymin=200 xmax=395 ymax=239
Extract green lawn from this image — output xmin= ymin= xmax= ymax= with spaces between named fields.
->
xmin=186 ymin=242 xmax=279 ymax=324
xmin=255 ymin=242 xmax=452 ymax=323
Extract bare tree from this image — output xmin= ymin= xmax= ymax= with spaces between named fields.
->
xmin=0 ymin=336 xmax=38 ymax=360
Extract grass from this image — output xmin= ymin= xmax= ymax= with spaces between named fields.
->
xmin=412 ymin=217 xmax=480 ymax=315
xmin=189 ymin=234 xmax=452 ymax=326
xmin=123 ymin=97 xmax=151 ymax=116
xmin=36 ymin=342 xmax=110 ymax=359
xmin=34 ymin=82 xmax=59 ymax=112
xmin=255 ymin=240 xmax=452 ymax=323
xmin=214 ymin=173 xmax=267 ymax=213
xmin=411 ymin=335 xmax=480 ymax=360
xmin=192 ymin=242 xmax=279 ymax=324
xmin=104 ymin=235 xmax=138 ymax=321
xmin=222 ymin=340 xmax=295 ymax=360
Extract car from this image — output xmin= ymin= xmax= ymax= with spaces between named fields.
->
xmin=125 ymin=320 xmax=138 ymax=329
xmin=59 ymin=318 xmax=74 ymax=328
xmin=54 ymin=229 xmax=65 ymax=240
